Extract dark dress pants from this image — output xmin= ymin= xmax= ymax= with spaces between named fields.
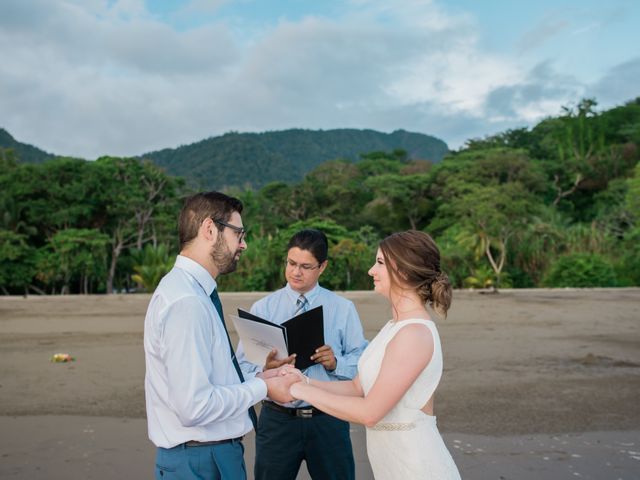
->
xmin=254 ymin=405 xmax=355 ymax=480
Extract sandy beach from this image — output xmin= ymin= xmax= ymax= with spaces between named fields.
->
xmin=1 ymin=289 xmax=639 ymax=479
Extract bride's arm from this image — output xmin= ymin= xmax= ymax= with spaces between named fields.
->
xmin=284 ymin=366 xmax=363 ymax=396
xmin=291 ymin=324 xmax=434 ymax=426
xmin=303 ymin=375 xmax=364 ymax=397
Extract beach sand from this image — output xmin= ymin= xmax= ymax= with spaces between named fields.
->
xmin=1 ymin=289 xmax=639 ymax=479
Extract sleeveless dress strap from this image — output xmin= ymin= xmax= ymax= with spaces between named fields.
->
xmin=390 ymin=318 xmax=435 ymax=329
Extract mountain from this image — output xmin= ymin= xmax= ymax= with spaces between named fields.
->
xmin=140 ymin=128 xmax=449 ymax=190
xmin=0 ymin=128 xmax=54 ymax=164
xmin=1 ymin=126 xmax=449 ymax=190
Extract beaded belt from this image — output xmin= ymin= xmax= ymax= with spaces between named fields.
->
xmin=369 ymin=422 xmax=416 ymax=431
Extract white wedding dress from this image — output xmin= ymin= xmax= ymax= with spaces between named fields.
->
xmin=358 ymin=319 xmax=461 ymax=479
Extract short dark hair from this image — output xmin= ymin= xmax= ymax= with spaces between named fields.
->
xmin=287 ymin=229 xmax=328 ymax=264
xmin=178 ymin=192 xmax=243 ymax=250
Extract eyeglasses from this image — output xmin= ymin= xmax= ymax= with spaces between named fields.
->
xmin=285 ymin=259 xmax=321 ymax=271
xmin=213 ymin=218 xmax=247 ymax=243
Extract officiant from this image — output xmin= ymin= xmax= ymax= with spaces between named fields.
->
xmin=238 ymin=229 xmax=368 ymax=480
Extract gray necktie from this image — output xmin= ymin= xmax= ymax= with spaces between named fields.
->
xmin=294 ymin=294 xmax=308 ymax=316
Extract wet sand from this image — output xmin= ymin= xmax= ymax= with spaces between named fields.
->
xmin=1 ymin=289 xmax=639 ymax=479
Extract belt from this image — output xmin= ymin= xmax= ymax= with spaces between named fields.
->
xmin=262 ymin=400 xmax=325 ymax=418
xmin=184 ymin=437 xmax=243 ymax=447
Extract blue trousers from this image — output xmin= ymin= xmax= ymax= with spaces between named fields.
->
xmin=155 ymin=439 xmax=246 ymax=480
xmin=255 ymin=405 xmax=355 ymax=480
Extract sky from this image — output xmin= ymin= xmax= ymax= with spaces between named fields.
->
xmin=0 ymin=0 xmax=638 ymax=159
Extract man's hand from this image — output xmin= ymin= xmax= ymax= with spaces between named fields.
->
xmin=310 ymin=345 xmax=336 ymax=371
xmin=263 ymin=349 xmax=296 ymax=370
xmin=264 ymin=374 xmax=299 ymax=404
xmin=278 ymin=365 xmax=306 ymax=383
xmin=260 ymin=364 xmax=298 ymax=380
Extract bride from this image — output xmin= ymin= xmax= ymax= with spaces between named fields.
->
xmin=288 ymin=230 xmax=461 ymax=479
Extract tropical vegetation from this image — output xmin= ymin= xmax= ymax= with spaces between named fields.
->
xmin=1 ymin=97 xmax=638 ymax=295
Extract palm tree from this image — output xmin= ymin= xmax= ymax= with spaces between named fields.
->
xmin=130 ymin=244 xmax=174 ymax=292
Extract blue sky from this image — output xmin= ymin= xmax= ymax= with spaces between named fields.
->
xmin=1 ymin=0 xmax=638 ymax=158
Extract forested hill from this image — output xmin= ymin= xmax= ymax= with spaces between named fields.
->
xmin=1 ymin=126 xmax=447 ymax=190
xmin=0 ymin=128 xmax=54 ymax=164
xmin=140 ymin=128 xmax=448 ymax=190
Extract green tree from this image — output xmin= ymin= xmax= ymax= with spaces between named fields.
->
xmin=301 ymin=160 xmax=373 ymax=228
xmin=130 ymin=244 xmax=174 ymax=292
xmin=533 ymin=99 xmax=618 ymax=210
xmin=442 ymin=182 xmax=538 ymax=290
xmin=43 ymin=228 xmax=109 ymax=294
xmin=93 ymin=157 xmax=183 ymax=293
xmin=433 ymin=225 xmax=477 ymax=288
xmin=463 ymin=264 xmax=505 ymax=289
xmin=0 ymin=230 xmax=38 ymax=295
xmin=464 ymin=127 xmax=533 ymax=151
xmin=618 ymin=163 xmax=640 ymax=284
xmin=322 ymin=238 xmax=374 ymax=290
xmin=542 ymin=253 xmax=617 ymax=287
xmin=625 ymin=163 xmax=640 ymax=219
xmin=365 ymin=174 xmax=432 ymax=231
xmin=430 ymin=148 xmax=546 ymax=199
xmin=511 ymin=207 xmax=569 ymax=285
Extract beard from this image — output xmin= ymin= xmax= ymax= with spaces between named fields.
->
xmin=211 ymin=235 xmax=241 ymax=275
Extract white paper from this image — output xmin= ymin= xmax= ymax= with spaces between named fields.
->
xmin=229 ymin=314 xmax=289 ymax=366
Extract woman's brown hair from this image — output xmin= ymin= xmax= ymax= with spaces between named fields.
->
xmin=379 ymin=230 xmax=452 ymax=318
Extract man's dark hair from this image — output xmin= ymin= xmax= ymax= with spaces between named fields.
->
xmin=287 ymin=229 xmax=329 ymax=264
xmin=178 ymin=192 xmax=243 ymax=250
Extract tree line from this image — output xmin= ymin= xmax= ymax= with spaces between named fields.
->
xmin=1 ymin=97 xmax=639 ymax=295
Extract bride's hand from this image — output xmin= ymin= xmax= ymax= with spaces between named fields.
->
xmin=289 ymin=381 xmax=305 ymax=399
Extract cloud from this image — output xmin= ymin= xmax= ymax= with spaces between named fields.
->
xmin=0 ymin=0 xmax=238 ymax=156
xmin=1 ymin=0 xmax=236 ymax=75
xmin=590 ymin=57 xmax=640 ymax=105
xmin=483 ymin=62 xmax=585 ymax=121
xmin=0 ymin=0 xmax=637 ymax=157
xmin=517 ymin=16 xmax=569 ymax=54
xmin=182 ymin=0 xmax=230 ymax=14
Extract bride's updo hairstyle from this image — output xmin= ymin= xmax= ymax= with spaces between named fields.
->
xmin=379 ymin=230 xmax=452 ymax=318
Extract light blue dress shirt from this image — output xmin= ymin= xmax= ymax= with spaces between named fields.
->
xmin=238 ymin=282 xmax=368 ymax=407
xmin=144 ymin=255 xmax=267 ymax=448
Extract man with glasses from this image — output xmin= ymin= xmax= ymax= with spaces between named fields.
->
xmin=144 ymin=192 xmax=298 ymax=480
xmin=238 ymin=229 xmax=368 ymax=480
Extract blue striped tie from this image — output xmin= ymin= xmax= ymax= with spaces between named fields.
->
xmin=294 ymin=294 xmax=308 ymax=316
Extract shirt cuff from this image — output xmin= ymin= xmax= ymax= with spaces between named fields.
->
xmin=245 ymin=376 xmax=268 ymax=402
xmin=331 ymin=357 xmax=344 ymax=378
xmin=332 ymin=358 xmax=354 ymax=380
xmin=243 ymin=368 xmax=260 ymax=380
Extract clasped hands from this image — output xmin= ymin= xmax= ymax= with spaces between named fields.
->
xmin=261 ymin=345 xmax=335 ymax=403
xmin=260 ymin=364 xmax=308 ymax=403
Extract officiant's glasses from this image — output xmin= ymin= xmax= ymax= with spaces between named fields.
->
xmin=213 ymin=218 xmax=247 ymax=243
xmin=286 ymin=259 xmax=321 ymax=271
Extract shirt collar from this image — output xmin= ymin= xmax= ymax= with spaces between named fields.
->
xmin=285 ymin=282 xmax=320 ymax=306
xmin=174 ymin=255 xmax=217 ymax=296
